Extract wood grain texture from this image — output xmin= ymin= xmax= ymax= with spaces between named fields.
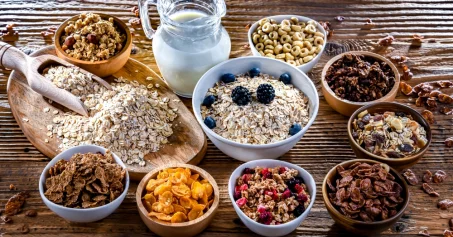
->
xmin=0 ymin=0 xmax=452 ymax=236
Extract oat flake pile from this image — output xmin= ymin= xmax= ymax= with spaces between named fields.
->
xmin=44 ymin=66 xmax=177 ymax=166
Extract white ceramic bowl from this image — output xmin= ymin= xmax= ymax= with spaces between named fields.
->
xmin=228 ymin=159 xmax=316 ymax=237
xmin=248 ymin=15 xmax=327 ymax=73
xmin=39 ymin=145 xmax=130 ymax=222
xmin=192 ymin=56 xmax=319 ymax=161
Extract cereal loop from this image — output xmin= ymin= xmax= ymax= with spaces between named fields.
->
xmin=281 ymin=19 xmax=291 ymax=27
xmin=264 ymin=39 xmax=274 ymax=46
xmin=255 ymin=43 xmax=264 ymax=51
xmin=252 ymin=34 xmax=260 ymax=44
xmin=287 ymin=60 xmax=297 ymax=66
xmin=280 ymin=34 xmax=292 ymax=44
xmin=278 ymin=28 xmax=288 ymax=36
xmin=291 ymin=46 xmax=301 ymax=56
xmin=314 ymin=36 xmax=324 ymax=46
xmin=282 ymin=43 xmax=292 ymax=53
xmin=292 ymin=32 xmax=304 ymax=41
xmin=259 ymin=18 xmax=270 ymax=26
xmin=269 ymin=31 xmax=279 ymax=40
xmin=274 ymin=44 xmax=283 ymax=54
xmin=262 ymin=22 xmax=273 ymax=33
xmin=305 ymin=24 xmax=317 ymax=34
xmin=265 ymin=44 xmax=274 ymax=50
xmin=299 ymin=48 xmax=309 ymax=57
xmin=303 ymin=55 xmax=314 ymax=63
xmin=291 ymin=25 xmax=302 ymax=32
xmin=285 ymin=52 xmax=295 ymax=60
xmin=290 ymin=17 xmax=299 ymax=24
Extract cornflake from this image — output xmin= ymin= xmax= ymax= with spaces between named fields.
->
xmin=43 ymin=66 xmax=177 ymax=166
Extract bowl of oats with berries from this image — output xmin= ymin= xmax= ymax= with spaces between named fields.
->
xmin=228 ymin=159 xmax=316 ymax=237
xmin=192 ymin=56 xmax=319 ymax=161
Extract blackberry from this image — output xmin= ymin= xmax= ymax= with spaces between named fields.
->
xmin=289 ymin=123 xmax=302 ymax=135
xmin=279 ymin=73 xmax=291 ymax=84
xmin=202 ymin=95 xmax=216 ymax=107
xmin=243 ymin=168 xmax=255 ymax=174
xmin=249 ymin=67 xmax=261 ymax=78
xmin=204 ymin=116 xmax=216 ymax=129
xmin=231 ymin=86 xmax=251 ymax=106
xmin=256 ymin=84 xmax=275 ymax=104
xmin=293 ymin=204 xmax=306 ymax=217
xmin=286 ymin=178 xmax=297 ymax=190
xmin=221 ymin=73 xmax=236 ymax=83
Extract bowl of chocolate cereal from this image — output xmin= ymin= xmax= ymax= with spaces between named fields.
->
xmin=248 ymin=15 xmax=327 ymax=73
xmin=39 ymin=144 xmax=129 ymax=222
xmin=347 ymin=102 xmax=432 ymax=170
xmin=192 ymin=56 xmax=319 ymax=161
xmin=322 ymin=159 xmax=409 ymax=235
xmin=55 ymin=12 xmax=132 ymax=77
xmin=321 ymin=51 xmax=400 ymax=116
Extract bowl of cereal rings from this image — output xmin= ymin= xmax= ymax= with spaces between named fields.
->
xmin=248 ymin=15 xmax=327 ymax=73
xmin=136 ymin=164 xmax=219 ymax=237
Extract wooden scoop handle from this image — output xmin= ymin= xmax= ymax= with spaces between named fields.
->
xmin=0 ymin=42 xmax=29 ymax=74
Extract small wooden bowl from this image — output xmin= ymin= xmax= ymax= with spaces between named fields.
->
xmin=136 ymin=164 xmax=219 ymax=237
xmin=322 ymin=159 xmax=410 ymax=235
xmin=54 ymin=13 xmax=132 ymax=77
xmin=347 ymin=102 xmax=432 ymax=171
xmin=321 ymin=51 xmax=400 ymax=116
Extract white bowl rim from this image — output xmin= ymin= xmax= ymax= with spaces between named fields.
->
xmin=247 ymin=14 xmax=327 ymax=70
xmin=193 ymin=56 xmax=319 ymax=148
xmin=228 ymin=159 xmax=317 ymax=229
xmin=38 ymin=144 xmax=130 ymax=212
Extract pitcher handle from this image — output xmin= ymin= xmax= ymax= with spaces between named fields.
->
xmin=138 ymin=0 xmax=158 ymax=39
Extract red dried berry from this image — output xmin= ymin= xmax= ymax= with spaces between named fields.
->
xmin=297 ymin=193 xmax=308 ymax=202
xmin=281 ymin=188 xmax=291 ymax=199
xmin=233 ymin=186 xmax=241 ymax=200
xmin=258 ymin=211 xmax=273 ymax=225
xmin=257 ymin=204 xmax=266 ymax=213
xmin=236 ymin=197 xmax=247 ymax=207
xmin=294 ymin=184 xmax=304 ymax=193
xmin=242 ymin=174 xmax=252 ymax=184
xmin=279 ymin=167 xmax=287 ymax=174
xmin=240 ymin=184 xmax=248 ymax=191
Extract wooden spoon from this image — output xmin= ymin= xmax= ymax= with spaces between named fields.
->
xmin=0 ymin=42 xmax=112 ymax=116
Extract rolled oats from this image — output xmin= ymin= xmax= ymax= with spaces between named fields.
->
xmin=233 ymin=166 xmax=311 ymax=225
xmin=201 ymin=73 xmax=310 ymax=145
xmin=352 ymin=110 xmax=428 ymax=158
xmin=44 ymin=66 xmax=177 ymax=166
xmin=60 ymin=13 xmax=126 ymax=61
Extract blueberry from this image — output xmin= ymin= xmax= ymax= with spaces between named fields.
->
xmin=289 ymin=123 xmax=302 ymax=136
xmin=204 ymin=116 xmax=216 ymax=129
xmin=221 ymin=73 xmax=236 ymax=83
xmin=279 ymin=73 xmax=291 ymax=84
xmin=202 ymin=95 xmax=216 ymax=107
xmin=293 ymin=204 xmax=306 ymax=217
xmin=294 ymin=176 xmax=304 ymax=184
xmin=243 ymin=168 xmax=255 ymax=174
xmin=249 ymin=67 xmax=261 ymax=78
xmin=286 ymin=178 xmax=297 ymax=190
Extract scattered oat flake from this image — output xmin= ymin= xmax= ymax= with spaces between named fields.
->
xmin=155 ymin=83 xmax=160 ymax=88
xmin=147 ymin=84 xmax=154 ymax=89
xmin=419 ymin=229 xmax=430 ymax=237
xmin=334 ymin=16 xmax=345 ymax=22
xmin=45 ymin=139 xmax=49 ymax=143
xmin=146 ymin=76 xmax=153 ymax=81
xmin=22 ymin=117 xmax=29 ymax=122
xmin=43 ymin=107 xmax=50 ymax=113
xmin=53 ymin=110 xmax=59 ymax=115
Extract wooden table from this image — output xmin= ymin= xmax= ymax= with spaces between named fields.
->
xmin=1 ymin=0 xmax=452 ymax=236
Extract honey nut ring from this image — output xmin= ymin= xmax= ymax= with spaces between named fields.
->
xmin=314 ymin=36 xmax=324 ymax=46
xmin=280 ymin=34 xmax=292 ymax=44
xmin=262 ymin=22 xmax=274 ymax=33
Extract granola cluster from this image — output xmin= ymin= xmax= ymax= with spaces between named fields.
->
xmin=325 ymin=53 xmax=396 ymax=102
xmin=326 ymin=162 xmax=405 ymax=222
xmin=233 ymin=166 xmax=311 ymax=225
xmin=44 ymin=151 xmax=126 ymax=208
xmin=352 ymin=110 xmax=428 ymax=158
xmin=44 ymin=66 xmax=177 ymax=166
xmin=61 ymin=13 xmax=126 ymax=61
xmin=201 ymin=72 xmax=310 ymax=144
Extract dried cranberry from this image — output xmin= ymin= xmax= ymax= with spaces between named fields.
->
xmin=264 ymin=172 xmax=273 ymax=179
xmin=243 ymin=168 xmax=255 ymax=174
xmin=233 ymin=186 xmax=241 ymax=200
xmin=236 ymin=197 xmax=247 ymax=207
xmin=293 ymin=204 xmax=306 ymax=217
xmin=297 ymin=193 xmax=308 ymax=202
xmin=239 ymin=184 xmax=248 ymax=191
xmin=242 ymin=174 xmax=252 ymax=184
xmin=294 ymin=184 xmax=304 ymax=193
xmin=281 ymin=188 xmax=291 ymax=199
xmin=278 ymin=167 xmax=287 ymax=174
xmin=258 ymin=211 xmax=273 ymax=225
xmin=257 ymin=205 xmax=266 ymax=213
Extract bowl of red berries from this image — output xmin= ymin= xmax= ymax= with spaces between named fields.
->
xmin=228 ymin=159 xmax=316 ymax=237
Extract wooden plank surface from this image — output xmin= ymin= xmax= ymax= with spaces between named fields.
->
xmin=0 ymin=0 xmax=452 ymax=236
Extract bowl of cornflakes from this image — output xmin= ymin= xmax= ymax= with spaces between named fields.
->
xmin=136 ymin=164 xmax=219 ymax=237
xmin=38 ymin=144 xmax=129 ymax=222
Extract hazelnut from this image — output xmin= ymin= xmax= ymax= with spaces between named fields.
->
xmin=116 ymin=43 xmax=123 ymax=51
xmin=87 ymin=34 xmax=98 ymax=44
xmin=64 ymin=35 xmax=75 ymax=47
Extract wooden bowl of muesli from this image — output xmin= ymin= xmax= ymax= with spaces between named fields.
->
xmin=347 ymin=102 xmax=432 ymax=171
xmin=321 ymin=51 xmax=400 ymax=116
xmin=322 ymin=159 xmax=409 ymax=235
xmin=54 ymin=12 xmax=132 ymax=77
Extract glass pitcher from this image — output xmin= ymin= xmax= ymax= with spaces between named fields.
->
xmin=138 ymin=0 xmax=231 ymax=98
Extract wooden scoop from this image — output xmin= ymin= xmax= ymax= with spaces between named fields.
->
xmin=0 ymin=42 xmax=112 ymax=116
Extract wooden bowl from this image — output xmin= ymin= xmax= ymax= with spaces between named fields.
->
xmin=322 ymin=159 xmax=410 ymax=235
xmin=136 ymin=164 xmax=219 ymax=237
xmin=321 ymin=51 xmax=400 ymax=116
xmin=347 ymin=102 xmax=432 ymax=171
xmin=54 ymin=13 xmax=132 ymax=77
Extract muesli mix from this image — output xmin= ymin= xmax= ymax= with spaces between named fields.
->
xmin=60 ymin=13 xmax=126 ymax=61
xmin=326 ymin=162 xmax=405 ymax=222
xmin=143 ymin=167 xmax=214 ymax=223
xmin=44 ymin=66 xmax=177 ymax=166
xmin=251 ymin=17 xmax=325 ymax=66
xmin=44 ymin=151 xmax=126 ymax=208
xmin=352 ymin=110 xmax=428 ymax=158
xmin=325 ymin=53 xmax=396 ymax=102
xmin=233 ymin=166 xmax=311 ymax=225
xmin=201 ymin=68 xmax=310 ymax=145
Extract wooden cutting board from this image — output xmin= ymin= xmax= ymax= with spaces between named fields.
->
xmin=7 ymin=46 xmax=207 ymax=181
